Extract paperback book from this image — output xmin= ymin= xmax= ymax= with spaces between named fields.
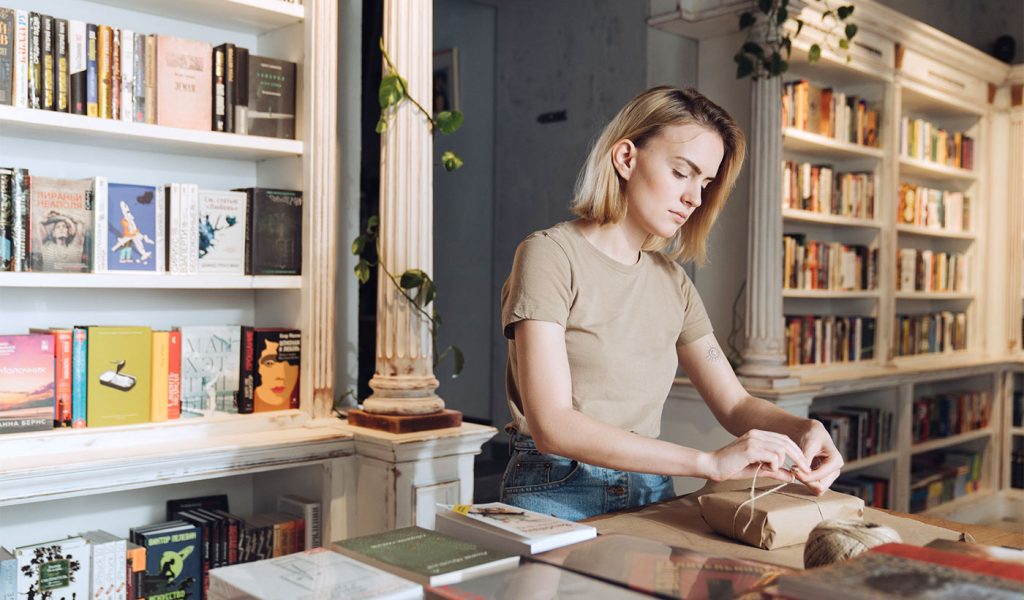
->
xmin=94 ymin=181 xmax=164 ymax=273
xmin=428 ymin=560 xmax=651 ymax=600
xmin=240 ymin=54 xmax=296 ymax=139
xmin=27 ymin=175 xmax=93 ymax=272
xmin=15 ymin=536 xmax=91 ymax=600
xmin=85 ymin=326 xmax=152 ymax=427
xmin=132 ymin=521 xmax=202 ymax=600
xmin=434 ymin=502 xmax=596 ymax=555
xmin=197 ymin=189 xmax=246 ymax=274
xmin=239 ymin=327 xmax=301 ymax=413
xmin=0 ymin=333 xmax=55 ymax=433
xmin=179 ymin=325 xmax=242 ymax=416
xmin=238 ymin=187 xmax=302 ymax=275
xmin=155 ymin=35 xmax=212 ymax=131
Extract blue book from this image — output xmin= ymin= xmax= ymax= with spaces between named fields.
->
xmin=86 ymin=23 xmax=97 ymax=116
xmin=0 ymin=547 xmax=15 ymax=600
xmin=95 ymin=182 xmax=164 ymax=273
xmin=71 ymin=326 xmax=87 ymax=428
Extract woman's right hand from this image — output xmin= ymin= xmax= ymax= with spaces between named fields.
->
xmin=703 ymin=429 xmax=811 ymax=483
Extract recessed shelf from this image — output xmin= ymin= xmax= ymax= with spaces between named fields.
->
xmin=0 ymin=105 xmax=303 ymax=160
xmin=783 ymin=127 xmax=886 ymax=160
xmin=783 ymin=209 xmax=882 ymax=229
xmin=896 ymin=225 xmax=975 ymax=241
xmin=783 ymin=289 xmax=881 ymax=299
xmin=899 ymin=156 xmax=977 ymax=182
xmin=87 ymin=0 xmax=304 ymax=34
xmin=0 ymin=272 xmax=301 ymax=289
xmin=895 ymin=291 xmax=974 ymax=300
xmin=912 ymin=428 xmax=994 ymax=455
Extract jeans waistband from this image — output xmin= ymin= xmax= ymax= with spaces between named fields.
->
xmin=505 ymin=426 xmax=536 ymax=454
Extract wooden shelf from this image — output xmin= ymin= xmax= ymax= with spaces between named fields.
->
xmin=896 ymin=224 xmax=975 ymax=241
xmin=843 ymin=451 xmax=898 ymax=472
xmin=895 ymin=291 xmax=974 ymax=300
xmin=1011 ymin=427 xmax=1024 ymax=436
xmin=0 ymin=272 xmax=302 ymax=289
xmin=783 ymin=209 xmax=882 ymax=229
xmin=783 ymin=289 xmax=881 ymax=299
xmin=912 ymin=428 xmax=994 ymax=455
xmin=88 ymin=0 xmax=304 ymax=34
xmin=919 ymin=489 xmax=995 ymax=518
xmin=0 ymin=105 xmax=303 ymax=160
xmin=899 ymin=156 xmax=977 ymax=182
xmin=783 ymin=127 xmax=886 ymax=160
xmin=901 ymin=80 xmax=986 ymax=119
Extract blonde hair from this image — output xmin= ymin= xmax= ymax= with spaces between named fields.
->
xmin=570 ymin=86 xmax=746 ymax=265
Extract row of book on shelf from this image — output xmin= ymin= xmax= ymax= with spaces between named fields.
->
xmin=898 ymin=183 xmax=970 ymax=232
xmin=893 ymin=311 xmax=968 ymax=357
xmin=0 ymin=8 xmax=298 ymax=138
xmin=897 ymin=248 xmax=970 ymax=293
xmin=832 ymin=474 xmax=890 ymax=509
xmin=0 ymin=325 xmax=299 ymax=434
xmin=782 ymin=79 xmax=880 ymax=147
xmin=782 ymin=236 xmax=878 ymax=291
xmin=909 ymin=448 xmax=984 ymax=513
xmin=912 ymin=390 xmax=991 ymax=444
xmin=0 ymin=168 xmax=302 ymax=275
xmin=784 ymin=314 xmax=876 ymax=367
xmin=900 ymin=116 xmax=975 ymax=169
xmin=7 ymin=496 xmax=1023 ymax=600
xmin=782 ymin=161 xmax=875 ymax=219
xmin=810 ymin=404 xmax=893 ymax=464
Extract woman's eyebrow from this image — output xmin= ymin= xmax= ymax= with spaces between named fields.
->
xmin=673 ymin=156 xmax=702 ymax=175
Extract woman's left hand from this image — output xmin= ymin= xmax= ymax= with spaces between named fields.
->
xmin=792 ymin=419 xmax=843 ymax=495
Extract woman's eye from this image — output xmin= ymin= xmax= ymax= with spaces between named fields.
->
xmin=672 ymin=170 xmax=686 ymax=179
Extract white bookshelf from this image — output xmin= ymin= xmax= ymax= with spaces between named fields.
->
xmin=783 ymin=208 xmax=882 ymax=229
xmin=898 ymin=156 xmax=977 ymax=182
xmin=895 ymin=224 xmax=974 ymax=241
xmin=0 ymin=272 xmax=302 ymax=289
xmin=783 ymin=126 xmax=886 ymax=160
xmin=88 ymin=0 xmax=305 ymax=33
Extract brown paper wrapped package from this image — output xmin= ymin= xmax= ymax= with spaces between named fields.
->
xmin=698 ymin=483 xmax=865 ymax=550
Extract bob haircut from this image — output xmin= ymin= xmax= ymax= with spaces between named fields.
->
xmin=570 ymin=86 xmax=746 ymax=265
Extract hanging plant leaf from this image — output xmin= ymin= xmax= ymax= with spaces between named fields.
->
xmin=795 ymin=18 xmax=804 ymax=37
xmin=367 ymin=215 xmax=379 ymax=234
xmin=845 ymin=23 xmax=858 ymax=40
xmin=435 ymin=110 xmax=464 ymax=134
xmin=776 ymin=7 xmax=788 ymax=25
xmin=442 ymin=151 xmax=464 ymax=171
xmin=355 ymin=260 xmax=371 ymax=284
xmin=352 ymin=235 xmax=366 ymax=255
xmin=400 ymin=269 xmax=426 ymax=289
xmin=742 ymin=42 xmax=764 ymax=56
xmin=735 ymin=54 xmax=755 ymax=78
xmin=808 ymin=44 xmax=822 ymax=63
xmin=739 ymin=11 xmax=756 ymax=29
xmin=379 ymin=74 xmax=406 ymax=109
xmin=782 ymin=37 xmax=793 ymax=58
xmin=837 ymin=5 xmax=854 ymax=19
xmin=375 ymin=116 xmax=389 ymax=134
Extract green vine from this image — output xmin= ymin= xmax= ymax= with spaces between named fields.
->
xmin=735 ymin=0 xmax=857 ymax=79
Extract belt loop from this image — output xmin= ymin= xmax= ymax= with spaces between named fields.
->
xmin=505 ymin=425 xmax=518 ymax=456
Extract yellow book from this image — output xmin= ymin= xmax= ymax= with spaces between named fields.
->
xmin=151 ymin=331 xmax=169 ymax=422
xmin=97 ymin=25 xmax=110 ymax=119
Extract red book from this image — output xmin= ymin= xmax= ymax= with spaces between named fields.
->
xmin=167 ymin=329 xmax=181 ymax=419
xmin=870 ymin=542 xmax=1024 ymax=583
xmin=31 ymin=328 xmax=73 ymax=426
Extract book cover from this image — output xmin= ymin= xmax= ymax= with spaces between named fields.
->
xmin=151 ymin=330 xmax=169 ymax=422
xmin=0 ymin=167 xmax=12 ymax=271
xmin=331 ymin=526 xmax=519 ymax=587
xmin=233 ymin=46 xmax=249 ymax=130
xmin=86 ymin=326 xmax=152 ymax=427
xmin=239 ymin=187 xmax=302 ymax=275
xmin=209 ymin=547 xmax=422 ymax=600
xmin=251 ymin=328 xmax=300 ymax=412
xmin=9 ymin=166 xmax=29 ymax=272
xmin=429 ymin=560 xmax=652 ymax=600
xmin=15 ymin=536 xmax=90 ymax=600
xmin=243 ymin=54 xmax=296 ymax=139
xmin=0 ymin=8 xmax=13 ymax=106
xmin=28 ymin=328 xmax=72 ymax=426
xmin=71 ymin=325 xmax=87 ymax=428
xmin=870 ymin=542 xmax=1024 ymax=583
xmin=167 ymin=494 xmax=229 ymax=521
xmin=435 ymin=502 xmax=596 ymax=555
xmin=134 ymin=522 xmax=202 ymax=600
xmin=68 ymin=20 xmax=85 ymax=114
xmin=96 ymin=182 xmax=163 ymax=272
xmin=155 ymin=35 xmax=212 ymax=130
xmin=0 ymin=333 xmax=55 ymax=433
xmin=27 ymin=175 xmax=93 ymax=272
xmin=178 ymin=325 xmax=241 ymax=417
xmin=536 ymin=533 xmax=787 ymax=600
xmin=777 ymin=548 xmax=1022 ymax=600
xmin=196 ymin=189 xmax=246 ymax=274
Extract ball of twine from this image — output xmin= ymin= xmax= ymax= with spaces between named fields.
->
xmin=804 ymin=519 xmax=902 ymax=569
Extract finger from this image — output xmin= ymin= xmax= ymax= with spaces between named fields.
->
xmin=750 ymin=430 xmax=811 ymax=472
xmin=799 ymin=449 xmax=844 ymax=482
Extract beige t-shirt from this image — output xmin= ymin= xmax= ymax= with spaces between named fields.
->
xmin=501 ymin=221 xmax=713 ymax=439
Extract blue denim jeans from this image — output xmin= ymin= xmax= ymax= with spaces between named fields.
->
xmin=499 ymin=430 xmax=676 ymax=522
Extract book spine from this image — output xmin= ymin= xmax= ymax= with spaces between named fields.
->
xmin=243 ymin=188 xmax=252 ymax=274
xmin=86 ymin=23 xmax=97 ymax=116
xmin=92 ymin=176 xmax=108 ymax=272
xmin=143 ymin=34 xmax=155 ymax=124
xmin=54 ymin=18 xmax=67 ymax=112
xmin=0 ymin=9 xmax=13 ymax=105
xmin=150 ymin=331 xmax=169 ymax=422
xmin=306 ymin=502 xmax=321 ymax=549
xmin=13 ymin=10 xmax=27 ymax=108
xmin=168 ymin=329 xmax=181 ymax=419
xmin=224 ymin=44 xmax=235 ymax=133
xmin=112 ymin=540 xmax=127 ymax=600
xmin=10 ymin=167 xmax=28 ymax=272
xmin=0 ymin=168 xmax=11 ymax=271
xmin=119 ymin=29 xmax=133 ymax=122
xmin=41 ymin=14 xmax=53 ymax=110
xmin=155 ymin=181 xmax=165 ymax=272
xmin=165 ymin=183 xmax=180 ymax=272
xmin=233 ymin=46 xmax=248 ymax=134
xmin=0 ymin=551 xmax=14 ymax=600
xmin=68 ymin=20 xmax=85 ymax=114
xmin=27 ymin=12 xmax=40 ymax=109
xmin=72 ymin=326 xmax=88 ymax=428
xmin=110 ymin=26 xmax=120 ymax=120
xmin=55 ymin=329 xmax=73 ymax=426
xmin=188 ymin=183 xmax=199 ymax=273
xmin=132 ymin=33 xmax=144 ymax=122
xmin=212 ymin=44 xmax=225 ymax=132
xmin=238 ymin=326 xmax=254 ymax=413
xmin=97 ymin=24 xmax=109 ymax=118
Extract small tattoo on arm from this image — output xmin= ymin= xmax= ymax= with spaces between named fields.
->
xmin=706 ymin=343 xmax=720 ymax=363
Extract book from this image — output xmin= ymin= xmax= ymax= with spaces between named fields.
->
xmin=13 ymin=10 xmax=27 ymax=109
xmin=86 ymin=23 xmax=97 ymax=116
xmin=119 ymin=28 xmax=133 ymax=122
xmin=427 ymin=560 xmax=652 ymax=600
xmin=71 ymin=325 xmax=87 ymax=427
xmin=15 ymin=536 xmax=90 ymax=600
xmin=241 ymin=54 xmax=296 ymax=139
xmin=212 ymin=44 xmax=226 ymax=131
xmin=0 ymin=547 xmax=14 ymax=600
xmin=168 ymin=329 xmax=182 ymax=419
xmin=27 ymin=12 xmax=40 ymax=109
xmin=155 ymin=35 xmax=212 ymax=130
xmin=535 ymin=533 xmax=787 ymax=600
xmin=0 ymin=333 xmax=55 ymax=433
xmin=85 ymin=326 xmax=152 ymax=427
xmin=208 ymin=547 xmax=422 ymax=600
xmin=197 ymin=189 xmax=246 ymax=274
xmin=54 ymin=18 xmax=67 ymax=112
xmin=0 ymin=167 xmax=14 ymax=271
xmin=68 ymin=20 xmax=86 ymax=114
xmin=0 ymin=9 xmax=13 ymax=105
xmin=8 ymin=167 xmax=29 ymax=272
xmin=132 ymin=521 xmax=202 ymax=600
xmin=27 ymin=175 xmax=93 ymax=272
xmin=95 ymin=181 xmax=164 ymax=273
xmin=277 ymin=494 xmax=322 ymax=550
xmin=243 ymin=328 xmax=300 ymax=413
xmin=870 ymin=542 xmax=1024 ymax=583
xmin=923 ymin=538 xmax=1024 ymax=566
xmin=776 ymin=549 xmax=1023 ymax=599
xmin=178 ymin=326 xmax=242 ymax=416
xmin=97 ymin=24 xmax=110 ymax=118
xmin=80 ymin=530 xmax=127 ymax=600
xmin=28 ymin=328 xmax=72 ymax=426
xmin=238 ymin=187 xmax=302 ymax=275
xmin=434 ymin=502 xmax=596 ymax=555
xmin=40 ymin=14 xmax=53 ymax=110
xmin=151 ymin=330 xmax=170 ymax=422
xmin=331 ymin=526 xmax=519 ymax=587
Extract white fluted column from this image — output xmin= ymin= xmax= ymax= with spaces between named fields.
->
xmin=1007 ymin=88 xmax=1023 ymax=352
xmin=364 ymin=0 xmax=444 ymax=415
xmin=737 ymin=75 xmax=795 ymax=386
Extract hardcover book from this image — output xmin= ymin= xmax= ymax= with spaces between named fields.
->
xmin=13 ymin=10 xmax=27 ymax=109
xmin=331 ymin=526 xmax=519 ymax=587
xmin=27 ymin=12 xmax=40 ymax=109
xmin=178 ymin=325 xmax=242 ymax=417
xmin=95 ymin=181 xmax=164 ymax=273
xmin=238 ymin=187 xmax=302 ymax=275
xmin=15 ymin=536 xmax=90 ymax=600
xmin=68 ymin=20 xmax=85 ymax=114
xmin=0 ymin=8 xmax=13 ymax=105
xmin=0 ymin=333 xmax=55 ymax=433
xmin=85 ymin=326 xmax=152 ymax=427
xmin=132 ymin=522 xmax=202 ymax=600
xmin=9 ymin=167 xmax=28 ymax=272
xmin=155 ymin=35 xmax=212 ymax=131
xmin=27 ymin=175 xmax=93 ymax=272
xmin=208 ymin=547 xmax=422 ymax=600
xmin=428 ymin=561 xmax=652 ymax=600
xmin=54 ymin=18 xmax=67 ymax=113
xmin=0 ymin=167 xmax=13 ymax=270
xmin=277 ymin=494 xmax=321 ymax=550
xmin=79 ymin=530 xmax=127 ymax=600
xmin=197 ymin=189 xmax=246 ymax=274
xmin=240 ymin=54 xmax=296 ymax=139
xmin=86 ymin=23 xmax=97 ymax=116
xmin=434 ymin=502 xmax=596 ymax=555
xmin=28 ymin=328 xmax=72 ymax=426
xmin=40 ymin=14 xmax=53 ymax=110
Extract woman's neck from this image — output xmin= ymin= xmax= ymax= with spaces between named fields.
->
xmin=574 ymin=218 xmax=646 ymax=266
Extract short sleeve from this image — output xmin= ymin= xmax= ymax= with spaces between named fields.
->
xmin=676 ymin=269 xmax=713 ymax=345
xmin=501 ymin=233 xmax=573 ymax=340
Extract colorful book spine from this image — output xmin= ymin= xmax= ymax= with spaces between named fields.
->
xmin=13 ymin=10 xmax=28 ymax=108
xmin=54 ymin=329 xmax=73 ymax=426
xmin=132 ymin=32 xmax=144 ymax=122
xmin=68 ymin=20 xmax=86 ymax=114
xmin=151 ymin=331 xmax=169 ymax=422
xmin=27 ymin=12 xmax=40 ymax=109
xmin=110 ymin=26 xmax=120 ymax=120
xmin=86 ymin=23 xmax=97 ymax=116
xmin=40 ymin=14 xmax=53 ymax=110
xmin=0 ymin=8 xmax=13 ymax=106
xmin=143 ymin=34 xmax=156 ymax=124
xmin=71 ymin=326 xmax=88 ymax=428
xmin=212 ymin=44 xmax=225 ymax=131
xmin=97 ymin=24 xmax=109 ymax=118
xmin=54 ymin=18 xmax=68 ymax=112
xmin=0 ymin=168 xmax=11 ymax=271
xmin=238 ymin=326 xmax=254 ymax=414
xmin=120 ymin=29 xmax=133 ymax=123
xmin=168 ymin=329 xmax=181 ymax=419
xmin=9 ymin=167 xmax=28 ymax=272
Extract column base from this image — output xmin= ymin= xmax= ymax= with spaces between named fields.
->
xmin=738 ymin=374 xmax=802 ymax=390
xmin=347 ymin=408 xmax=463 ymax=433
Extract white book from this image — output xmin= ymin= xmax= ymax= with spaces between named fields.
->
xmin=187 ymin=183 xmax=200 ymax=273
xmin=278 ymin=495 xmax=322 ymax=550
xmin=91 ymin=176 xmax=109 ymax=272
xmin=120 ymin=29 xmax=134 ymax=122
xmin=80 ymin=530 xmax=127 ymax=600
xmin=68 ymin=21 xmax=86 ymax=113
xmin=13 ymin=10 xmax=28 ymax=108
xmin=0 ymin=547 xmax=14 ymax=600
xmin=208 ymin=548 xmax=421 ymax=600
xmin=165 ymin=183 xmax=187 ymax=273
xmin=434 ymin=502 xmax=596 ymax=555
xmin=197 ymin=189 xmax=247 ymax=274
xmin=15 ymin=536 xmax=91 ymax=600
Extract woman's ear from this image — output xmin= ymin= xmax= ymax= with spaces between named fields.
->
xmin=611 ymin=139 xmax=637 ymax=180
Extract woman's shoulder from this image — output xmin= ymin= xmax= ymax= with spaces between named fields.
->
xmin=646 ymin=251 xmax=696 ymax=285
xmin=516 ymin=221 xmax=575 ymax=257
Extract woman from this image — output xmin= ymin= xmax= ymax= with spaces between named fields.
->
xmin=499 ymin=86 xmax=843 ymax=521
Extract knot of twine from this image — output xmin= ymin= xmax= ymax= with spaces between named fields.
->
xmin=804 ymin=519 xmax=902 ymax=568
xmin=732 ymin=464 xmax=823 ymax=539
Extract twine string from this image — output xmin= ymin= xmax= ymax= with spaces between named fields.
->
xmin=731 ymin=464 xmax=824 ymax=539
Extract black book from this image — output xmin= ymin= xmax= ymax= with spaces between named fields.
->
xmin=41 ymin=14 xmax=53 ymax=110
xmin=166 ymin=493 xmax=229 ymax=521
xmin=233 ymin=46 xmax=248 ymax=131
xmin=244 ymin=54 xmax=296 ymax=139
xmin=9 ymin=167 xmax=28 ymax=272
xmin=216 ymin=43 xmax=236 ymax=133
xmin=28 ymin=13 xmax=41 ymax=109
xmin=0 ymin=8 xmax=13 ymax=105
xmin=212 ymin=44 xmax=225 ymax=131
xmin=237 ymin=187 xmax=302 ymax=275
xmin=54 ymin=18 xmax=68 ymax=112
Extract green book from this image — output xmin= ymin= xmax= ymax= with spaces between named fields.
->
xmin=330 ymin=526 xmax=519 ymax=587
xmin=86 ymin=326 xmax=152 ymax=426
